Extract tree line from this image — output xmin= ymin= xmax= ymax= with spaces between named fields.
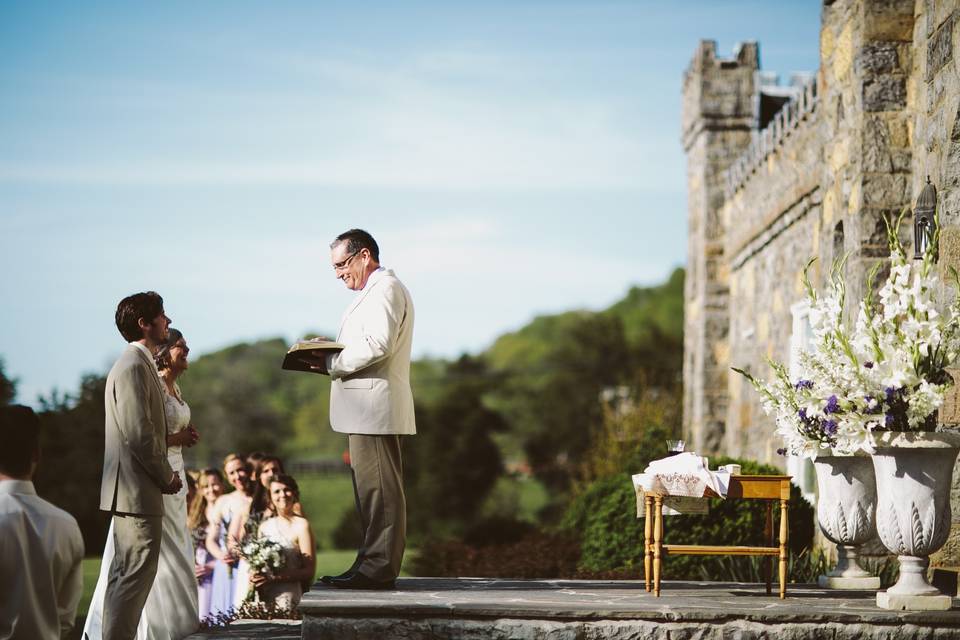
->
xmin=0 ymin=267 xmax=685 ymax=551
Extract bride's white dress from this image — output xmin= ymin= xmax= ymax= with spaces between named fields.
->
xmin=83 ymin=383 xmax=200 ymax=640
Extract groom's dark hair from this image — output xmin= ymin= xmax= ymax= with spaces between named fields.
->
xmin=0 ymin=405 xmax=40 ymax=478
xmin=332 ymin=229 xmax=379 ymax=262
xmin=115 ymin=291 xmax=164 ymax=342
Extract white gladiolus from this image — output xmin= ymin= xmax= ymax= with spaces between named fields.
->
xmin=734 ymin=231 xmax=960 ymax=458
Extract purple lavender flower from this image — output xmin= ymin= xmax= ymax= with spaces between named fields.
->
xmin=798 ymin=408 xmax=808 ymax=420
xmin=824 ymin=420 xmax=838 ymax=435
xmin=794 ymin=379 xmax=814 ymax=391
xmin=864 ymin=361 xmax=874 ymax=369
xmin=824 ymin=395 xmax=840 ymax=414
xmin=885 ymin=387 xmax=896 ymax=401
xmin=884 ymin=413 xmax=895 ymax=427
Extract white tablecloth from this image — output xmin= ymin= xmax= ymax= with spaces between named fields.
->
xmin=632 ymin=453 xmax=732 ymax=516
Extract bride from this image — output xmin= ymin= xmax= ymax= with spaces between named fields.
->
xmin=84 ymin=329 xmax=201 ymax=639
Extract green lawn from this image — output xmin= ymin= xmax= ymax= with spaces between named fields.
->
xmin=79 ymin=557 xmax=102 ymax=620
xmin=297 ymin=472 xmax=356 ymax=550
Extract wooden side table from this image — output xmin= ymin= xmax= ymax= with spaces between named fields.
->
xmin=643 ymin=474 xmax=791 ymax=598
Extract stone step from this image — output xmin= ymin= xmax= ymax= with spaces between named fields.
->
xmin=298 ymin=577 xmax=960 ymax=640
xmin=184 ymin=619 xmax=300 ymax=640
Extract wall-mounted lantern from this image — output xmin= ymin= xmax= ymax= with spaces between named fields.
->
xmin=914 ymin=176 xmax=938 ymax=261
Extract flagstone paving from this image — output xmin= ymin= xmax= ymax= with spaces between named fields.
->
xmin=187 ymin=578 xmax=960 ymax=639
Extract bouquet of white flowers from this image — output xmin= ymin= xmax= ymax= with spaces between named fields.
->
xmin=238 ymin=534 xmax=286 ymax=602
xmin=735 ymin=214 xmax=960 ymax=457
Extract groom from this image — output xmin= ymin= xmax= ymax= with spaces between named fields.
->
xmin=100 ymin=291 xmax=182 ymax=640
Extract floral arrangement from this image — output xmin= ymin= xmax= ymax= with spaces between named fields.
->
xmin=734 ymin=215 xmax=960 ymax=458
xmin=238 ymin=534 xmax=286 ymax=602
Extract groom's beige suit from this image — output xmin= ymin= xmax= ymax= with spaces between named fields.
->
xmin=99 ymin=343 xmax=174 ymax=640
xmin=327 ymin=267 xmax=415 ymax=581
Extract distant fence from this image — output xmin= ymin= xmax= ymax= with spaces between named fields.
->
xmin=289 ymin=457 xmax=351 ymax=475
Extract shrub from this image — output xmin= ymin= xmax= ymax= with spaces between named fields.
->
xmin=564 ymin=457 xmax=815 ymax=582
xmin=462 ymin=515 xmax=535 ymax=547
xmin=412 ymin=530 xmax=581 ymax=579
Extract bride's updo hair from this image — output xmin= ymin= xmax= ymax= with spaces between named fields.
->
xmin=155 ymin=328 xmax=184 ymax=371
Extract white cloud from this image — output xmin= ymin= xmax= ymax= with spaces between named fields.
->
xmin=0 ymin=46 xmax=673 ymax=191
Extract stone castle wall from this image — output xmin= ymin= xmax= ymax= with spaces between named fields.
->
xmin=684 ymin=0 xmax=960 ymax=464
xmin=684 ymin=0 xmax=960 ymax=566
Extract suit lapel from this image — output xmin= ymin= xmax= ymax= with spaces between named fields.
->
xmin=129 ymin=345 xmax=168 ymax=431
xmin=337 ymin=269 xmax=392 ymax=339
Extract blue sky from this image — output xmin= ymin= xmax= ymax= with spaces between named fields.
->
xmin=0 ymin=1 xmax=821 ymax=405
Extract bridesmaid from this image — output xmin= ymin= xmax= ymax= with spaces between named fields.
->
xmin=229 ymin=455 xmax=300 ymax=550
xmin=189 ymin=468 xmax=224 ymax=621
xmin=252 ymin=474 xmax=316 ymax=610
xmin=205 ymin=454 xmax=253 ymax=617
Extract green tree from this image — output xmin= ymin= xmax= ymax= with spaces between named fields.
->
xmin=181 ymin=338 xmax=342 ymax=466
xmin=35 ymin=375 xmax=110 ymax=552
xmin=0 ymin=357 xmax=17 ymax=405
xmin=486 ymin=311 xmax=631 ymax=495
xmin=405 ymin=355 xmax=507 ymax=540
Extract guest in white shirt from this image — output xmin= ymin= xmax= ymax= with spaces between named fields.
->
xmin=0 ymin=404 xmax=84 ymax=640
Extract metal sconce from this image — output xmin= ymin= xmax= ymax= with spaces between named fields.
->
xmin=914 ymin=176 xmax=938 ymax=261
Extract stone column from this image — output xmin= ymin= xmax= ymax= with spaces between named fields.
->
xmin=681 ymin=41 xmax=757 ymax=455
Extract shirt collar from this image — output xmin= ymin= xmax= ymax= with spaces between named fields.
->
xmin=0 ymin=479 xmax=37 ymax=496
xmin=361 ymin=266 xmax=386 ymax=291
xmin=130 ymin=341 xmax=160 ymax=374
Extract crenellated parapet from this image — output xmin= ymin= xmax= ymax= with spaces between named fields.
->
xmin=725 ymin=76 xmax=820 ymax=198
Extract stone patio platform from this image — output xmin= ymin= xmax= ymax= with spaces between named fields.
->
xmin=188 ymin=577 xmax=960 ymax=639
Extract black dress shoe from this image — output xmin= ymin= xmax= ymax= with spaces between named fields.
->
xmin=321 ymin=565 xmax=360 ymax=584
xmin=327 ymin=571 xmax=396 ymax=590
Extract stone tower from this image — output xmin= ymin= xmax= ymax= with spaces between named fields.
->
xmin=681 ymin=41 xmax=758 ymax=455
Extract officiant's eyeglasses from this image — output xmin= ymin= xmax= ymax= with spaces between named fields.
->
xmin=333 ymin=251 xmax=360 ymax=271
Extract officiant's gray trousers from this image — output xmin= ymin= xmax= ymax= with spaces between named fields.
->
xmin=349 ymin=434 xmax=406 ymax=581
xmin=103 ymin=513 xmax=162 ymax=640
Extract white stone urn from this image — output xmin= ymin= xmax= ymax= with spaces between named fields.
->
xmin=813 ymin=453 xmax=880 ymax=589
xmin=871 ymin=430 xmax=960 ymax=611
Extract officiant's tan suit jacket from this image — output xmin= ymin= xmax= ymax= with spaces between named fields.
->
xmin=328 ymin=268 xmax=416 ymax=435
xmin=100 ymin=344 xmax=173 ymax=516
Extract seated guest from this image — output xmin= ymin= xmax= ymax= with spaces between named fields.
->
xmin=251 ymin=474 xmax=316 ymax=610
xmin=0 ymin=405 xmax=84 ymax=640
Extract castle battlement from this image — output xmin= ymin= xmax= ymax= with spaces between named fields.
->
xmin=725 ymin=75 xmax=819 ymax=198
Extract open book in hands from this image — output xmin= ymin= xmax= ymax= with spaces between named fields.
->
xmin=281 ymin=338 xmax=345 ymax=375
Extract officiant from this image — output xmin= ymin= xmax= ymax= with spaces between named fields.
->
xmin=314 ymin=229 xmax=416 ymax=591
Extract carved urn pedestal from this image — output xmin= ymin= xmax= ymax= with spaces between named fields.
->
xmin=813 ymin=454 xmax=881 ymax=589
xmin=871 ymin=431 xmax=960 ymax=611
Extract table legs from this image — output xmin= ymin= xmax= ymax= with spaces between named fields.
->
xmin=779 ymin=498 xmax=789 ymax=599
xmin=644 ymin=495 xmax=653 ymax=592
xmin=764 ymin=502 xmax=773 ymax=595
xmin=653 ymin=495 xmax=663 ymax=597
